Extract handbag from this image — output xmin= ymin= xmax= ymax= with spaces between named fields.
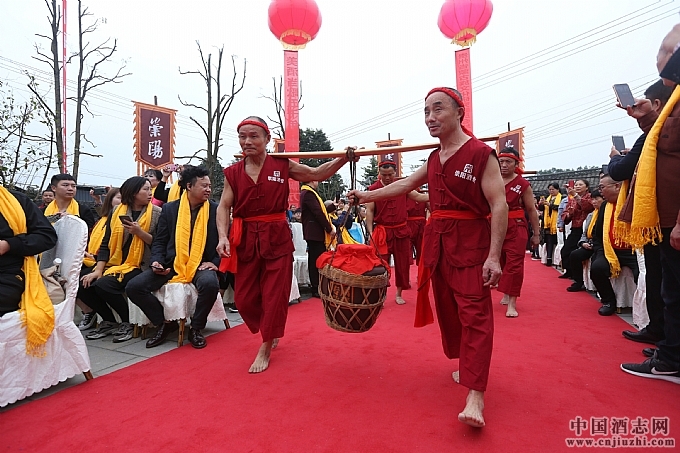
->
xmin=40 ymin=265 xmax=66 ymax=305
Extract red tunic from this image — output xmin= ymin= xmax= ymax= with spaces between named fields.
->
xmin=223 ymin=155 xmax=293 ymax=341
xmin=498 ymin=175 xmax=530 ymax=297
xmin=423 ymin=138 xmax=496 ymax=392
xmin=369 ymin=180 xmax=411 ymax=289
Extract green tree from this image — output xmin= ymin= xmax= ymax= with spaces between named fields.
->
xmin=299 ymin=128 xmax=346 ymax=201
xmin=359 ymin=156 xmax=378 ymax=189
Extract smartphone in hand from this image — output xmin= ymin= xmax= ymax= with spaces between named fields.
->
xmin=612 ymin=135 xmax=626 ymax=152
xmin=613 ymin=84 xmax=636 ymax=108
xmin=119 ymin=215 xmax=133 ymax=224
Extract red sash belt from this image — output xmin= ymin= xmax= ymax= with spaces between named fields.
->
xmin=416 ymin=210 xmax=486 ymax=328
xmin=371 ymin=222 xmax=407 ymax=256
xmin=508 ymin=210 xmax=525 ymax=219
xmin=219 ymin=212 xmax=287 ymax=273
xmin=407 ymin=216 xmax=426 ymax=221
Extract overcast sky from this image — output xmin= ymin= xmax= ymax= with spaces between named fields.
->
xmin=1 ymin=0 xmax=678 ymax=188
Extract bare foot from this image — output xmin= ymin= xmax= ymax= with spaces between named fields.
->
xmin=395 ymin=296 xmax=406 ymax=305
xmin=505 ymin=296 xmax=518 ymax=317
xmin=248 ymin=341 xmax=273 ymax=373
xmin=452 ymin=370 xmax=460 ymax=384
xmin=272 ymin=338 xmax=280 ymax=349
xmin=500 ymin=294 xmax=509 ymax=305
xmin=458 ymin=390 xmax=485 ymax=428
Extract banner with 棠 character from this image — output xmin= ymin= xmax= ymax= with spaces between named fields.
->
xmin=133 ymin=101 xmax=177 ymax=175
xmin=496 ymin=127 xmax=525 ymax=172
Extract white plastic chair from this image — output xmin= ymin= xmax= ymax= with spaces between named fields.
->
xmin=0 ymin=215 xmax=92 ymax=407
xmin=632 ymin=251 xmax=649 ymax=329
xmin=291 ymin=222 xmax=310 ymax=286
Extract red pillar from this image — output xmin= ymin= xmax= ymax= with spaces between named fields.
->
xmin=455 ymin=48 xmax=473 ymax=133
xmin=284 ymin=50 xmax=300 ymax=207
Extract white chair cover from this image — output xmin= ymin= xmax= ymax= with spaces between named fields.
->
xmin=0 ymin=215 xmax=90 ymax=407
xmin=553 ymin=226 xmax=568 ymax=267
xmin=583 ymin=260 xmax=596 ymax=291
xmin=129 ymin=282 xmax=227 ymax=326
xmin=291 ymin=222 xmax=310 ymax=286
xmin=539 ymin=243 xmax=547 ymax=264
xmin=632 ymin=251 xmax=649 ymax=328
xmin=612 ymin=266 xmax=636 ymax=308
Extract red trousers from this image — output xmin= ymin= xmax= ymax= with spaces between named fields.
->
xmin=431 ymin=256 xmax=494 ymax=392
xmin=235 ymin=252 xmax=293 ymax=342
xmin=381 ymin=235 xmax=411 ymax=289
xmin=408 ymin=219 xmax=425 ymax=265
xmin=497 ymin=218 xmax=528 ymax=297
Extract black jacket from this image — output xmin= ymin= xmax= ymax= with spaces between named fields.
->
xmin=607 ymin=133 xmax=646 ymax=182
xmin=1 ymin=191 xmax=57 ymax=273
xmin=300 ymin=188 xmax=332 ymax=242
xmin=150 ymin=199 xmax=220 ymax=269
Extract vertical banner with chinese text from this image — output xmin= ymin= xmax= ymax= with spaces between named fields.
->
xmin=455 ymin=48 xmax=473 ymax=134
xmin=496 ymin=128 xmax=525 ymax=172
xmin=284 ymin=50 xmax=300 ymax=207
xmin=133 ymin=102 xmax=176 ymax=175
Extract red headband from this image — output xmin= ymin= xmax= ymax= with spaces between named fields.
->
xmin=497 ymin=152 xmax=523 ymax=174
xmin=497 ymin=152 xmax=520 ymax=162
xmin=237 ymin=119 xmax=270 ymax=136
xmin=426 ymin=87 xmax=475 ymax=138
xmin=379 ymin=160 xmax=397 ymax=168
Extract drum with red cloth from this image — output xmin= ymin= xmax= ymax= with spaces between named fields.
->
xmin=316 ymin=244 xmax=390 ymax=333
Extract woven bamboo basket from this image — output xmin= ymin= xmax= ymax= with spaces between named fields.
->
xmin=318 ymin=264 xmax=389 ymax=333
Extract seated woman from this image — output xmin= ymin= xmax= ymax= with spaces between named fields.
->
xmin=77 ymin=188 xmax=121 ymax=330
xmin=559 ymin=180 xmax=594 ymax=279
xmin=78 ymin=176 xmax=161 ymax=342
xmin=566 ymin=190 xmax=603 ymax=292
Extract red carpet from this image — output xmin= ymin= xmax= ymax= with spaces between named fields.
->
xmin=2 ymin=257 xmax=679 ymax=452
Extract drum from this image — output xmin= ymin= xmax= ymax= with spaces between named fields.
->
xmin=318 ymin=264 xmax=389 ymax=333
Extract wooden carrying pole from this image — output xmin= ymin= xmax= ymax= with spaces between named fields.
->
xmin=234 ymin=137 xmax=499 ymax=159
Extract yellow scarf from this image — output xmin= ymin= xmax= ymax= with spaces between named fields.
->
xmin=168 ymin=183 xmax=181 ymax=202
xmin=44 ymin=199 xmax=79 ymax=217
xmin=616 ymin=85 xmax=680 ymax=250
xmin=169 ymin=193 xmax=209 ymax=283
xmin=543 ymin=193 xmax=562 ymax=235
xmin=83 ymin=217 xmax=107 ymax=267
xmin=586 ymin=209 xmax=599 ymax=239
xmin=603 ymin=202 xmax=621 ymax=278
xmin=103 ymin=204 xmax=153 ymax=281
xmin=0 ymin=187 xmax=54 ymax=356
xmin=301 ymin=184 xmax=335 ymax=249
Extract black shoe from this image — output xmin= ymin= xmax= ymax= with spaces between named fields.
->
xmin=622 ymin=327 xmax=664 ymax=345
xmin=558 ymin=273 xmax=572 ymax=279
xmin=544 ymin=259 xmax=552 ymax=267
xmin=566 ymin=283 xmax=586 ymax=292
xmin=598 ymin=304 xmax=616 ymax=316
xmin=311 ymin=292 xmax=320 ymax=298
xmin=188 ymin=328 xmax=207 ymax=349
xmin=146 ymin=321 xmax=179 ymax=348
xmin=642 ymin=348 xmax=656 ymax=358
xmin=621 ymin=357 xmax=680 ymax=384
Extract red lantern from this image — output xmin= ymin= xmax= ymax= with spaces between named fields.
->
xmin=438 ymin=0 xmax=493 ymax=47
xmin=268 ymin=0 xmax=322 ymax=50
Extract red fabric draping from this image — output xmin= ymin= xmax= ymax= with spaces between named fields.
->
xmin=316 ymin=244 xmax=384 ymax=276
xmin=218 ymin=213 xmax=286 ymax=273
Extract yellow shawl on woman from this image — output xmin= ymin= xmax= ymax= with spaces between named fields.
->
xmin=103 ymin=204 xmax=152 ymax=281
xmin=543 ymin=193 xmax=562 ymax=235
xmin=83 ymin=217 xmax=107 ymax=267
xmin=0 ymin=187 xmax=54 ymax=356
